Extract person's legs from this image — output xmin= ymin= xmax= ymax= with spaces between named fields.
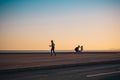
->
xmin=54 ymin=51 xmax=56 ymax=56
xmin=53 ymin=47 xmax=56 ymax=56
xmin=78 ymin=51 xmax=80 ymax=54
xmin=50 ymin=48 xmax=53 ymax=56
xmin=80 ymin=50 xmax=82 ymax=54
xmin=75 ymin=50 xmax=79 ymax=54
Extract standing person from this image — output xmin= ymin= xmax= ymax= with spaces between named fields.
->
xmin=49 ymin=40 xmax=56 ymax=56
xmin=74 ymin=45 xmax=80 ymax=54
xmin=80 ymin=45 xmax=83 ymax=53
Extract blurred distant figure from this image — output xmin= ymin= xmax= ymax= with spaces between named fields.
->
xmin=74 ymin=45 xmax=80 ymax=54
xmin=80 ymin=45 xmax=83 ymax=53
xmin=49 ymin=40 xmax=56 ymax=56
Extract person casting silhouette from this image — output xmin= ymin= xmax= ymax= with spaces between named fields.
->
xmin=80 ymin=45 xmax=83 ymax=53
xmin=49 ymin=40 xmax=56 ymax=56
xmin=74 ymin=45 xmax=80 ymax=54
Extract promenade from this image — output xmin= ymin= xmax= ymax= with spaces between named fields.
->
xmin=0 ymin=52 xmax=120 ymax=70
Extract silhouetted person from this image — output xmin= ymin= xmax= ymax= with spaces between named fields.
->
xmin=80 ymin=45 xmax=83 ymax=53
xmin=74 ymin=45 xmax=80 ymax=54
xmin=49 ymin=40 xmax=56 ymax=56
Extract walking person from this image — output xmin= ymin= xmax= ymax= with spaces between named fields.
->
xmin=49 ymin=40 xmax=56 ymax=56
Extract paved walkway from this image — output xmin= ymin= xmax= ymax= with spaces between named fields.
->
xmin=0 ymin=53 xmax=120 ymax=70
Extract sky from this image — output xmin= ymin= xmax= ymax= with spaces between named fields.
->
xmin=0 ymin=0 xmax=120 ymax=51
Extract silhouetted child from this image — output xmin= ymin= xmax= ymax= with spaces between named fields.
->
xmin=49 ymin=40 xmax=56 ymax=56
xmin=80 ymin=45 xmax=83 ymax=53
xmin=74 ymin=45 xmax=80 ymax=54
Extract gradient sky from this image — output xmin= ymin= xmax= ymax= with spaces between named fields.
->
xmin=0 ymin=0 xmax=120 ymax=50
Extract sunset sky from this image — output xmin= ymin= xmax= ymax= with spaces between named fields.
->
xmin=0 ymin=0 xmax=120 ymax=51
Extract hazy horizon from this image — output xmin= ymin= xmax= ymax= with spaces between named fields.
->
xmin=0 ymin=50 xmax=120 ymax=53
xmin=0 ymin=0 xmax=120 ymax=51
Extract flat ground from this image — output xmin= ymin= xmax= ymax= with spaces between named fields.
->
xmin=1 ymin=62 xmax=120 ymax=80
xmin=0 ymin=52 xmax=120 ymax=70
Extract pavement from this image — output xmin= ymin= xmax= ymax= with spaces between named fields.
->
xmin=0 ymin=60 xmax=120 ymax=80
xmin=0 ymin=52 xmax=120 ymax=70
xmin=0 ymin=52 xmax=120 ymax=80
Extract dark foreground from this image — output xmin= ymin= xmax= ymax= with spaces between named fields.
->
xmin=0 ymin=61 xmax=120 ymax=80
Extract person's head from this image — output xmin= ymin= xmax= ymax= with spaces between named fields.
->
xmin=78 ymin=45 xmax=80 ymax=48
xmin=51 ymin=40 xmax=53 ymax=43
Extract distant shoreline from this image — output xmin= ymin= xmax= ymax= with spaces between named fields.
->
xmin=0 ymin=50 xmax=120 ymax=54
